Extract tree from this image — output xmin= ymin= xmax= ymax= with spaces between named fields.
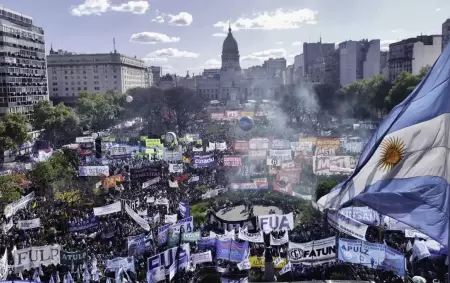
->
xmin=33 ymin=101 xmax=81 ymax=147
xmin=0 ymin=174 xmax=22 ymax=206
xmin=0 ymin=114 xmax=30 ymax=162
xmin=384 ymin=66 xmax=430 ymax=111
xmin=164 ymin=87 xmax=205 ymax=135
xmin=316 ymin=181 xmax=339 ymax=201
xmin=76 ymin=91 xmax=124 ymax=131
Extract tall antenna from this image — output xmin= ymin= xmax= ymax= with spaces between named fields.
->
xmin=113 ymin=38 xmax=117 ymax=53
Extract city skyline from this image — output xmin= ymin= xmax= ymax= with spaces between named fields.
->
xmin=3 ymin=0 xmax=450 ymax=75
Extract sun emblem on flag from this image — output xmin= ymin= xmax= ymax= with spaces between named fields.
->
xmin=378 ymin=136 xmax=406 ymax=171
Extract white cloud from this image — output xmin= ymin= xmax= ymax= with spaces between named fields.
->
xmin=71 ymin=0 xmax=149 ymax=16
xmin=130 ymin=32 xmax=180 ymax=44
xmin=390 ymin=29 xmax=404 ymax=33
xmin=111 ymin=0 xmax=149 ymax=14
xmin=142 ymin=57 xmax=168 ymax=63
xmin=242 ymin=48 xmax=287 ymax=61
xmin=145 ymin=48 xmax=199 ymax=59
xmin=212 ymin=33 xmax=227 ymax=37
xmin=152 ymin=15 xmax=164 ymax=23
xmin=436 ymin=8 xmax=441 ymax=11
xmin=276 ymin=42 xmax=283 ymax=45
xmin=153 ymin=12 xmax=193 ymax=26
xmin=292 ymin=41 xmax=303 ymax=46
xmin=214 ymin=8 xmax=317 ymax=31
xmin=380 ymin=40 xmax=396 ymax=51
xmin=168 ymin=12 xmax=193 ymax=26
xmin=204 ymin=59 xmax=221 ymax=68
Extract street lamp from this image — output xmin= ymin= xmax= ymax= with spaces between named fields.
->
xmin=126 ymin=95 xmax=133 ymax=103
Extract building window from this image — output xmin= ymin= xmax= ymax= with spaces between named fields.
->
xmin=52 ymin=88 xmax=58 ymax=91
xmin=94 ymin=87 xmax=100 ymax=90
xmin=52 ymin=82 xmax=57 ymax=86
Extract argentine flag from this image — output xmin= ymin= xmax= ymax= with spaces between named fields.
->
xmin=318 ymin=43 xmax=450 ymax=248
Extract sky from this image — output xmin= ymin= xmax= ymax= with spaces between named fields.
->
xmin=3 ymin=0 xmax=450 ymax=75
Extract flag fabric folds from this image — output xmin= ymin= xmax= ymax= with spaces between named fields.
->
xmin=318 ymin=43 xmax=450 ymax=248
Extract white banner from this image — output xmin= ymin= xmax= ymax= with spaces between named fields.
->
xmin=248 ymin=150 xmax=267 ymax=160
xmin=125 ymin=203 xmax=150 ymax=231
xmin=169 ymin=164 xmax=184 ymax=173
xmin=405 ymin=229 xmax=430 ymax=239
xmin=78 ymin=166 xmax=110 ymax=177
xmin=269 ymin=150 xmax=292 ymax=161
xmin=266 ymin=156 xmax=281 ymax=166
xmin=270 ymin=233 xmax=289 ymax=246
xmin=4 ymin=191 xmax=35 ymax=218
xmin=281 ymin=161 xmax=295 ymax=169
xmin=237 ymin=260 xmax=251 ymax=270
xmin=168 ymin=180 xmax=179 ymax=188
xmin=17 ymin=218 xmax=40 ymax=230
xmin=170 ymin=217 xmax=194 ymax=233
xmin=93 ymin=201 xmax=121 ymax=216
xmin=288 ymin=237 xmax=336 ymax=265
xmin=76 ymin=136 xmax=94 ymax=143
xmin=110 ymin=146 xmax=129 ymax=156
xmin=327 ymin=210 xmax=368 ymax=241
xmin=238 ymin=228 xmax=264 ymax=243
xmin=271 ymin=139 xmax=290 ymax=150
xmin=249 ymin=138 xmax=269 ymax=150
xmin=0 ymin=249 xmax=6 ymax=280
xmin=14 ymin=245 xmax=61 ymax=271
xmin=165 ymin=214 xmax=178 ymax=224
xmin=191 ymin=251 xmax=212 ymax=265
xmin=143 ymin=177 xmax=161 ymax=189
xmin=258 ymin=213 xmax=294 ymax=232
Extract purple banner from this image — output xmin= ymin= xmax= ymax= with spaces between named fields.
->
xmin=215 ymin=239 xmax=248 ymax=262
xmin=192 ymin=154 xmax=216 ymax=168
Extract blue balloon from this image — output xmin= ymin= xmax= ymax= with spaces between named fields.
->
xmin=239 ymin=116 xmax=254 ymax=131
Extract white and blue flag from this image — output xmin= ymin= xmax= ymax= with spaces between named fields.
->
xmin=318 ymin=43 xmax=450 ymax=248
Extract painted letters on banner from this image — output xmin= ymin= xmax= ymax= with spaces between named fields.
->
xmin=215 ymin=239 xmax=248 ymax=262
xmin=191 ymin=251 xmax=212 ymax=265
xmin=93 ymin=201 xmax=121 ymax=216
xmin=105 ymin=257 xmax=135 ymax=272
xmin=249 ymin=256 xmax=287 ymax=268
xmin=225 ymin=111 xmax=240 ymax=119
xmin=273 ymin=181 xmax=293 ymax=196
xmin=249 ymin=150 xmax=267 ymax=160
xmin=270 ymin=233 xmax=289 ymax=246
xmin=277 ymin=169 xmax=301 ymax=184
xmin=316 ymin=138 xmax=340 ymax=147
xmin=169 ymin=164 xmax=184 ymax=173
xmin=142 ymin=177 xmax=161 ymax=189
xmin=17 ymin=218 xmax=40 ymax=230
xmin=130 ymin=166 xmax=161 ymax=179
xmin=164 ymin=150 xmax=183 ymax=162
xmin=313 ymin=156 xmax=356 ymax=175
xmin=60 ymin=250 xmax=88 ymax=266
xmin=147 ymin=244 xmax=190 ymax=276
xmin=192 ymin=154 xmax=215 ymax=168
xmin=339 ymin=207 xmax=380 ymax=225
xmin=14 ymin=245 xmax=61 ymax=271
xmin=238 ymin=228 xmax=264 ymax=243
xmin=327 ymin=210 xmax=368 ymax=241
xmin=230 ymin=183 xmax=259 ymax=190
xmin=271 ymin=139 xmax=290 ymax=150
xmin=76 ymin=136 xmax=94 ymax=143
xmin=269 ymin=150 xmax=292 ymax=161
xmin=223 ymin=156 xmax=242 ymax=167
xmin=68 ymin=217 xmax=98 ymax=232
xmin=338 ymin=238 xmax=405 ymax=276
xmin=120 ymin=199 xmax=139 ymax=211
xmin=125 ymin=203 xmax=150 ymax=231
xmin=4 ymin=191 xmax=35 ymax=218
xmin=170 ymin=216 xmax=194 ymax=233
xmin=78 ymin=166 xmax=109 ymax=177
xmin=128 ymin=233 xmax=153 ymax=256
xmin=209 ymin=212 xmax=257 ymax=232
xmin=249 ymin=138 xmax=269 ymax=150
xmin=258 ymin=213 xmax=294 ymax=232
xmin=234 ymin=141 xmax=249 ymax=152
xmin=288 ymin=237 xmax=336 ymax=265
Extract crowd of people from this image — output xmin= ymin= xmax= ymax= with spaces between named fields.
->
xmin=0 ymin=120 xmax=447 ymax=283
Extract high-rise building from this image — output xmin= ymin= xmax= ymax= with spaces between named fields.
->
xmin=339 ymin=39 xmax=381 ymax=86
xmin=303 ymin=41 xmax=335 ymax=81
xmin=442 ymin=19 xmax=450 ymax=52
xmin=144 ymin=67 xmax=154 ymax=87
xmin=150 ymin=66 xmax=162 ymax=85
xmin=47 ymin=50 xmax=146 ymax=106
xmin=388 ymin=35 xmax=442 ymax=82
xmin=0 ymin=6 xmax=48 ymax=121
